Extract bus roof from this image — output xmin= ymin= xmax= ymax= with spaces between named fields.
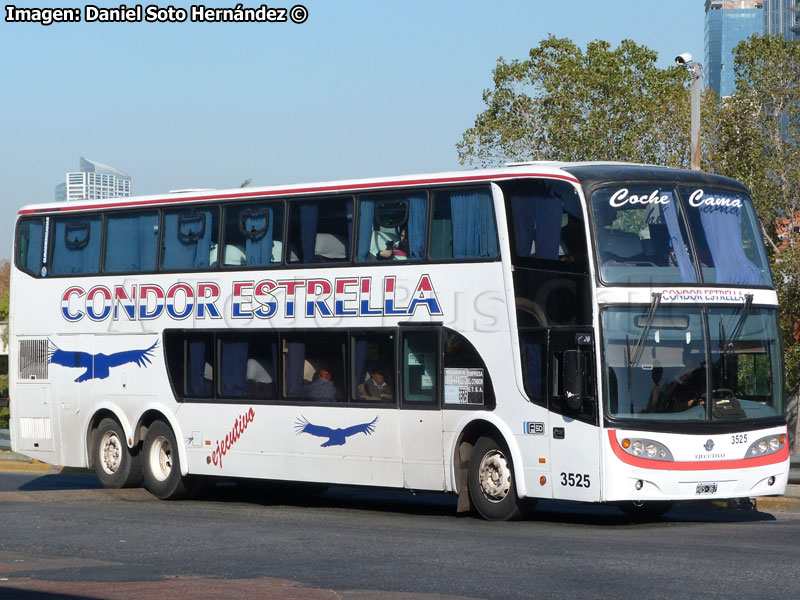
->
xmin=17 ymin=162 xmax=747 ymax=216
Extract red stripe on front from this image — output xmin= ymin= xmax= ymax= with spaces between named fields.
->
xmin=607 ymin=430 xmax=789 ymax=471
xmin=18 ymin=172 xmax=580 ymax=215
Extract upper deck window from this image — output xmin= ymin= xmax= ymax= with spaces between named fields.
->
xmin=16 ymin=218 xmax=44 ymax=276
xmin=161 ymin=207 xmax=219 ymax=271
xmin=222 ymin=202 xmax=284 ymax=267
xmin=590 ymin=184 xmax=771 ymax=287
xmin=50 ymin=216 xmax=102 ymax=276
xmin=591 ymin=185 xmax=698 ymax=285
xmin=104 ymin=211 xmax=159 ymax=273
xmin=678 ymin=187 xmax=772 ymax=287
xmin=356 ymin=192 xmax=427 ymax=262
xmin=287 ymin=197 xmax=353 ymax=264
xmin=502 ymin=179 xmax=588 ymax=271
xmin=429 ymin=188 xmax=498 ymax=260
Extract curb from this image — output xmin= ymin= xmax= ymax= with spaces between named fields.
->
xmin=0 ymin=460 xmax=59 ymax=474
xmin=754 ymin=495 xmax=800 ymax=513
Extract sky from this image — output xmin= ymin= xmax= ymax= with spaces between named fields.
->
xmin=0 ymin=0 xmax=706 ymax=261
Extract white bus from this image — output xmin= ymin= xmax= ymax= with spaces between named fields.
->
xmin=9 ymin=163 xmax=789 ymax=520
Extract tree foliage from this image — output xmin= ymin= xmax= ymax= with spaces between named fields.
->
xmin=702 ymin=35 xmax=800 ymax=252
xmin=702 ymin=35 xmax=800 ymax=392
xmin=457 ymin=36 xmax=692 ymax=167
xmin=459 ymin=34 xmax=800 ymax=395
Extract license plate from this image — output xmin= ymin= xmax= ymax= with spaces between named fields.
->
xmin=696 ymin=483 xmax=718 ymax=495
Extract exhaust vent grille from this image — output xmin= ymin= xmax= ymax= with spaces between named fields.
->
xmin=19 ymin=339 xmax=49 ymax=380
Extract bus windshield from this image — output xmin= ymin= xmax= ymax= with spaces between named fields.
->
xmin=603 ymin=306 xmax=783 ymax=423
xmin=590 ymin=185 xmax=771 ymax=286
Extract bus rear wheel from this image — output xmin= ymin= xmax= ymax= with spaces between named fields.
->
xmin=93 ymin=418 xmax=142 ymax=489
xmin=468 ymin=435 xmax=527 ymax=521
xmin=142 ymin=420 xmax=193 ymax=500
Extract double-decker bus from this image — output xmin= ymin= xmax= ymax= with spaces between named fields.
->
xmin=9 ymin=163 xmax=789 ymax=520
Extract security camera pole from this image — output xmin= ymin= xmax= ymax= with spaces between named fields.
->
xmin=676 ymin=53 xmax=702 ymax=171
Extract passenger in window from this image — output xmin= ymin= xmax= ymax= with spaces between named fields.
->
xmin=304 ymin=364 xmax=337 ymax=400
xmin=378 ymin=228 xmax=409 ymax=260
xmin=363 ymin=368 xmax=393 ymax=400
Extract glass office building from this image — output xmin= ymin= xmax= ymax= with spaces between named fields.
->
xmin=763 ymin=0 xmax=800 ymax=40
xmin=705 ymin=1 xmax=764 ymax=98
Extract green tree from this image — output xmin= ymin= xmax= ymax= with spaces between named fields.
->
xmin=457 ymin=36 xmax=692 ymax=168
xmin=702 ymin=35 xmax=800 ymax=392
xmin=459 ymin=34 xmax=800 ymax=420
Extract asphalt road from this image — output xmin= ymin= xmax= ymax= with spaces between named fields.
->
xmin=2 ymin=471 xmax=800 ymax=599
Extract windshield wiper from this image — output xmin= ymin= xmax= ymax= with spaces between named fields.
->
xmin=629 ymin=292 xmax=661 ymax=369
xmin=727 ymin=293 xmax=754 ymax=347
xmin=718 ymin=293 xmax=752 ymax=386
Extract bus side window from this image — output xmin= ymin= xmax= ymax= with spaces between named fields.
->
xmin=401 ymin=330 xmax=439 ymax=406
xmin=442 ymin=329 xmax=494 ymax=408
xmin=503 ymin=179 xmax=587 ymax=269
xmin=356 ymin=192 xmax=427 ymax=262
xmin=287 ymin=197 xmax=353 ymax=264
xmin=16 ymin=218 xmax=44 ymax=276
xmin=217 ymin=333 xmax=278 ymax=400
xmin=49 ymin=216 xmax=102 ymax=276
xmin=429 ymin=188 xmax=498 ymax=260
xmin=164 ymin=330 xmax=214 ymax=400
xmin=161 ymin=207 xmax=219 ymax=271
xmin=351 ymin=332 xmax=395 ymax=403
xmin=104 ymin=211 xmax=159 ymax=273
xmin=222 ymin=203 xmax=284 ymax=268
xmin=282 ymin=333 xmax=347 ymax=402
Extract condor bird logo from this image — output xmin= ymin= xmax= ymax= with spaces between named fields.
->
xmin=294 ymin=415 xmax=379 ymax=447
xmin=48 ymin=339 xmax=159 ymax=383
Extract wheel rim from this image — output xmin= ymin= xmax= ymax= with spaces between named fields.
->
xmin=149 ymin=435 xmax=173 ymax=482
xmin=99 ymin=431 xmax=123 ymax=475
xmin=478 ymin=449 xmax=512 ymax=503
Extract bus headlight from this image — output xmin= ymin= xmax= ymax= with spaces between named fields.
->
xmin=620 ymin=438 xmax=674 ymax=461
xmin=746 ymin=435 xmax=785 ymax=457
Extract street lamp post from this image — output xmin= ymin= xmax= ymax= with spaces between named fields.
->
xmin=676 ymin=53 xmax=703 ymax=171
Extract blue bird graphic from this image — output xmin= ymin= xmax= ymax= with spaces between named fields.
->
xmin=47 ymin=339 xmax=159 ymax=383
xmin=294 ymin=415 xmax=379 ymax=447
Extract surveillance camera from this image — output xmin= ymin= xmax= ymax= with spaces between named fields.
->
xmin=675 ymin=52 xmax=693 ymax=66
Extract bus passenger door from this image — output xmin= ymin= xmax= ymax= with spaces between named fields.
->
xmin=547 ymin=329 xmax=601 ymax=502
xmin=398 ymin=327 xmax=445 ymax=491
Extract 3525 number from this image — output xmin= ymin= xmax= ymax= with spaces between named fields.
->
xmin=731 ymin=434 xmax=748 ymax=445
xmin=560 ymin=472 xmax=590 ymax=488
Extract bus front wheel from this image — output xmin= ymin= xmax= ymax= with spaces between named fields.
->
xmin=93 ymin=418 xmax=143 ymax=489
xmin=142 ymin=420 xmax=193 ymax=500
xmin=468 ymin=435 xmax=527 ymax=521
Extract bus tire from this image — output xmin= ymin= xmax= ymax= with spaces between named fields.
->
xmin=468 ymin=435 xmax=526 ymax=521
xmin=142 ymin=420 xmax=192 ymax=500
xmin=93 ymin=418 xmax=143 ymax=489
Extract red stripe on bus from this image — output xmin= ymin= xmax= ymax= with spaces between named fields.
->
xmin=18 ymin=172 xmax=580 ymax=215
xmin=607 ymin=430 xmax=789 ymax=471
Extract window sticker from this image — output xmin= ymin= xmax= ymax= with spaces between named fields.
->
xmin=444 ymin=367 xmax=484 ymax=405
